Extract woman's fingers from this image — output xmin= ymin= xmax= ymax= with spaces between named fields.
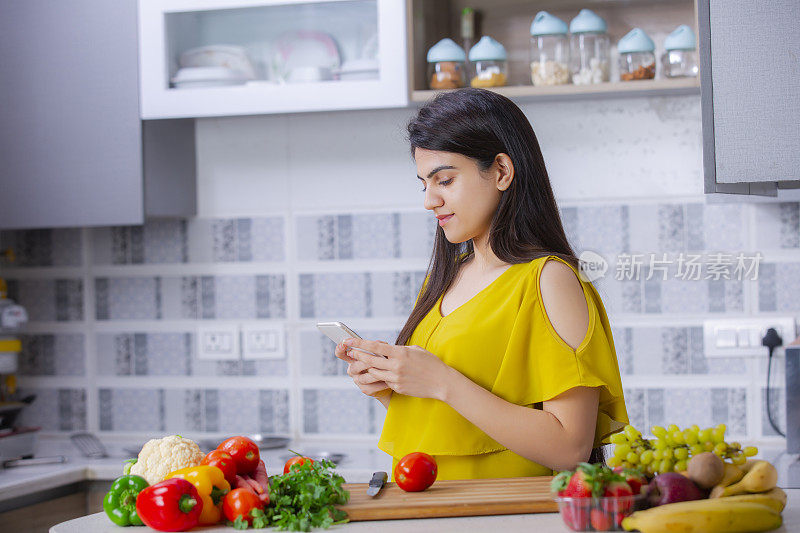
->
xmin=344 ymin=338 xmax=395 ymax=358
xmin=366 ymin=367 xmax=394 ymax=383
xmin=360 ymin=380 xmax=391 ymax=396
xmin=335 ymin=342 xmax=356 ymax=363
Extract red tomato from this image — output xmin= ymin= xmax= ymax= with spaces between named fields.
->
xmin=394 ymin=452 xmax=437 ymax=492
xmin=222 ymin=488 xmax=264 ymax=524
xmin=284 ymin=455 xmax=314 ymax=474
xmin=218 ymin=436 xmax=260 ymax=475
xmin=201 ymin=450 xmax=237 ymax=487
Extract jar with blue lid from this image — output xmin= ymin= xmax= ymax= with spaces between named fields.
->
xmin=469 ymin=36 xmax=508 ymax=87
xmin=427 ymin=38 xmax=467 ymax=90
xmin=530 ymin=11 xmax=569 ymax=86
xmin=662 ymin=25 xmax=698 ymax=78
xmin=569 ymin=9 xmax=609 ymax=85
xmin=618 ymin=28 xmax=656 ymax=81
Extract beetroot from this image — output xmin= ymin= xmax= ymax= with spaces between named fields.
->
xmin=647 ymin=473 xmax=705 ymax=506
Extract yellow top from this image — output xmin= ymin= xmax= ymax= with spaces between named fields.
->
xmin=378 ymin=255 xmax=628 ymax=480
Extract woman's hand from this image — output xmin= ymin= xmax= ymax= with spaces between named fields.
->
xmin=335 ymin=340 xmax=391 ymax=398
xmin=342 ymin=338 xmax=452 ymax=401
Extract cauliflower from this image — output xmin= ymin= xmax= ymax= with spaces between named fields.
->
xmin=129 ymin=435 xmax=204 ymax=484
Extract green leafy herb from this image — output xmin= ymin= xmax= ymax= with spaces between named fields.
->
xmin=232 ymin=515 xmax=250 ymax=530
xmin=264 ymin=459 xmax=349 ymax=532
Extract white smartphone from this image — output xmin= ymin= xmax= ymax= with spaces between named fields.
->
xmin=316 ymin=321 xmax=386 ymax=358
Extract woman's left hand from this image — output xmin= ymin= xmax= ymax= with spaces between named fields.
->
xmin=343 ymin=339 xmax=452 ymax=401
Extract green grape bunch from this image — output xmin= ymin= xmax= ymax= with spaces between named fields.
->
xmin=607 ymin=423 xmax=758 ymax=477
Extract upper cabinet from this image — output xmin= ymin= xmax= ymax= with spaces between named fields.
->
xmin=138 ymin=0 xmax=408 ymax=118
xmin=698 ymin=0 xmax=800 ymax=197
xmin=0 ymin=0 xmax=195 ymax=230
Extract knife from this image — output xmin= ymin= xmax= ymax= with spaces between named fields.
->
xmin=366 ymin=471 xmax=388 ymax=497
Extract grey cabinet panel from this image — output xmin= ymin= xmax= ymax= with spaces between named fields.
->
xmin=700 ymin=0 xmax=800 ymax=192
xmin=0 ymin=0 xmax=142 ymax=229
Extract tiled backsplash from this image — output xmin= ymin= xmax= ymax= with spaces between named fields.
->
xmin=2 ymin=201 xmax=799 ymax=443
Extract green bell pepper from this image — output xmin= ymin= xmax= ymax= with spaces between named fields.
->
xmin=103 ymin=474 xmax=149 ymax=526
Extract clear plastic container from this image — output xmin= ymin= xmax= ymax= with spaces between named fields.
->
xmin=662 ymin=25 xmax=699 ymax=78
xmin=468 ymin=36 xmax=508 ymax=87
xmin=530 ymin=12 xmax=570 ymax=86
xmin=555 ymin=495 xmax=648 ymax=532
xmin=618 ymin=28 xmax=656 ymax=81
xmin=619 ymin=52 xmax=656 ymax=80
xmin=428 ymin=61 xmax=466 ymax=89
xmin=470 ymin=60 xmax=507 ymax=87
xmin=427 ymin=38 xmax=467 ymax=90
xmin=569 ymin=10 xmax=609 ymax=85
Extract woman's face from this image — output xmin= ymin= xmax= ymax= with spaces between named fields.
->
xmin=415 ymin=148 xmax=509 ymax=244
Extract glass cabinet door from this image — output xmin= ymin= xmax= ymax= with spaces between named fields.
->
xmin=139 ymin=0 xmax=407 ymax=118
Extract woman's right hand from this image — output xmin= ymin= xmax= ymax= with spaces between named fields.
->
xmin=335 ymin=340 xmax=391 ymax=397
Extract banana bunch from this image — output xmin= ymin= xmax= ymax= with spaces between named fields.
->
xmin=622 ymin=460 xmax=785 ymax=533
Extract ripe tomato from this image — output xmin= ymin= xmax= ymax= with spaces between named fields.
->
xmin=284 ymin=455 xmax=314 ymax=474
xmin=201 ymin=450 xmax=237 ymax=487
xmin=394 ymin=452 xmax=437 ymax=492
xmin=218 ymin=436 xmax=260 ymax=475
xmin=222 ymin=488 xmax=264 ymax=524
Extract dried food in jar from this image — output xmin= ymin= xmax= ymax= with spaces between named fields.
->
xmin=572 ymin=57 xmax=609 ymax=85
xmin=470 ymin=70 xmax=507 ymax=88
xmin=430 ymin=61 xmax=465 ymax=89
xmin=531 ymin=60 xmax=569 ymax=86
xmin=620 ymin=62 xmax=655 ymax=81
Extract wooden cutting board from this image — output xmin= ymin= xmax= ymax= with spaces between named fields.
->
xmin=338 ymin=476 xmax=559 ymax=521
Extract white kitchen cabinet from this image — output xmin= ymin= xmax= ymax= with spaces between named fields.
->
xmin=139 ymin=0 xmax=408 ymax=118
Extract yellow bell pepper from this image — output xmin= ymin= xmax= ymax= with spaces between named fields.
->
xmin=167 ymin=465 xmax=230 ymax=525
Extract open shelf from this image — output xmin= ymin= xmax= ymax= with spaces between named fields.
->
xmin=411 ymin=76 xmax=700 ymax=103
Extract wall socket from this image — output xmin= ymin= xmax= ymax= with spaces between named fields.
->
xmin=241 ymin=323 xmax=285 ymax=360
xmin=703 ymin=317 xmax=796 ymax=358
xmin=197 ymin=325 xmax=240 ymax=360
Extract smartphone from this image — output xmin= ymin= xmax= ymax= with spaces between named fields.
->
xmin=316 ymin=321 xmax=385 ymax=358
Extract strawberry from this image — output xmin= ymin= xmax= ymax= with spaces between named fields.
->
xmin=565 ymin=463 xmax=603 ymax=498
xmin=620 ymin=468 xmax=647 ymax=495
xmin=602 ymin=478 xmax=634 ymax=516
xmin=561 ymin=499 xmax=591 ymax=531
xmin=590 ymin=508 xmax=613 ymax=531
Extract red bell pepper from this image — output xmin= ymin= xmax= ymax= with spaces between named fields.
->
xmin=135 ymin=477 xmax=203 ymax=532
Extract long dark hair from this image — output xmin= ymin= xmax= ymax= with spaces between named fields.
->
xmin=396 ymin=88 xmax=577 ymax=347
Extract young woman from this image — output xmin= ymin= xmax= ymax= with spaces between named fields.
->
xmin=334 ymin=88 xmax=628 ymax=480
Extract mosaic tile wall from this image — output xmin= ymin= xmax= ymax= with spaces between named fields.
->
xmin=2 ymin=201 xmax=799 ymax=442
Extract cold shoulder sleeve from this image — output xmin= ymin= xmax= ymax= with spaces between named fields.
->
xmin=490 ymin=256 xmax=628 ymax=447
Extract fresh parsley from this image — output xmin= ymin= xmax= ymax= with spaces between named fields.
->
xmin=229 ymin=459 xmax=350 ymax=531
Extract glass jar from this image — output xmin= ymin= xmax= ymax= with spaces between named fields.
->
xmin=568 ymin=9 xmax=609 ymax=85
xmin=529 ymin=11 xmax=569 ymax=86
xmin=618 ymin=28 xmax=656 ymax=81
xmin=468 ymin=36 xmax=507 ymax=87
xmin=662 ymin=25 xmax=699 ymax=78
xmin=426 ymin=38 xmax=467 ymax=90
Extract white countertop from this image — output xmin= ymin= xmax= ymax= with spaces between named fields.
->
xmin=49 ymin=490 xmax=800 ymax=533
xmin=0 ymin=436 xmax=392 ymax=504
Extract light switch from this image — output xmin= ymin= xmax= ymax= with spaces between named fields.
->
xmin=736 ymin=328 xmax=751 ymax=347
xmin=716 ymin=327 xmax=737 ymax=348
xmin=197 ymin=325 xmax=239 ymax=360
xmin=242 ymin=323 xmax=285 ymax=360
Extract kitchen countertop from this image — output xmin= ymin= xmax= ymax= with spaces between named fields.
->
xmin=49 ymin=490 xmax=800 ymax=533
xmin=0 ymin=436 xmax=392 ymax=505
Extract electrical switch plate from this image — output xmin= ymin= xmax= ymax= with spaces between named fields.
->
xmin=197 ymin=325 xmax=240 ymax=360
xmin=703 ymin=317 xmax=796 ymax=357
xmin=241 ymin=323 xmax=285 ymax=360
